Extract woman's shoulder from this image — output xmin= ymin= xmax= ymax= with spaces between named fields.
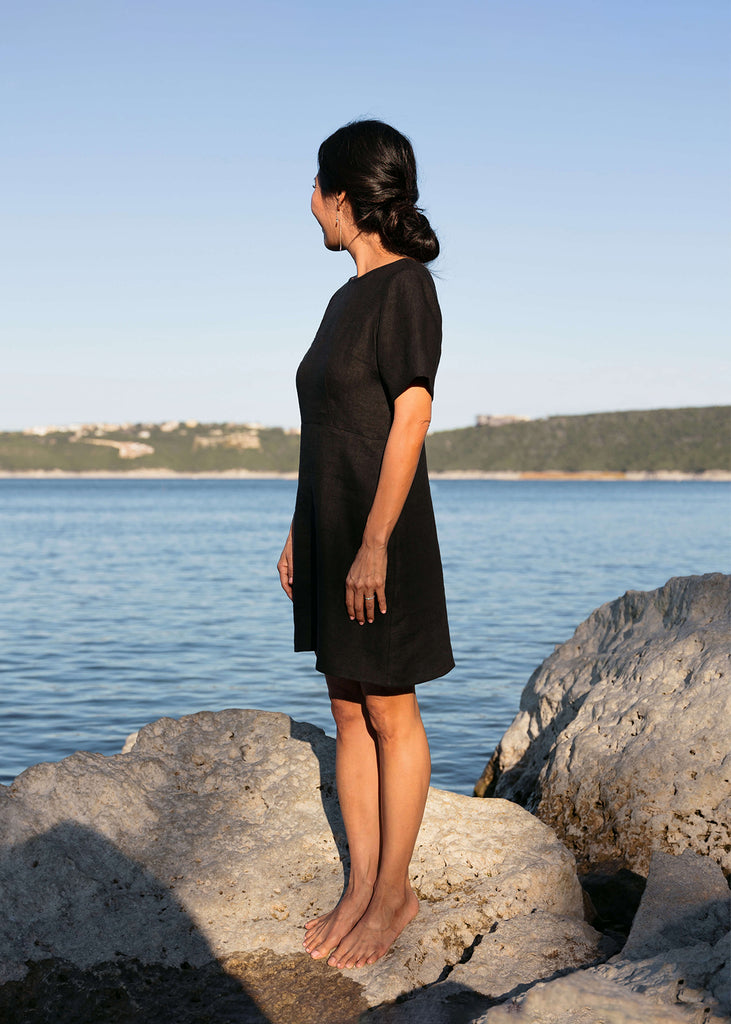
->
xmin=333 ymin=258 xmax=439 ymax=319
xmin=386 ymin=256 xmax=435 ymax=281
xmin=384 ymin=257 xmax=439 ymax=307
xmin=370 ymin=258 xmax=438 ymax=301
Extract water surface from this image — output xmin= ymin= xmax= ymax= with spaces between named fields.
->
xmin=1 ymin=479 xmax=727 ymax=792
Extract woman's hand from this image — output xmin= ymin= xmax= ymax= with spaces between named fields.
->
xmin=346 ymin=542 xmax=387 ymax=624
xmin=278 ymin=528 xmax=294 ymax=600
xmin=344 ymin=384 xmax=431 ymax=625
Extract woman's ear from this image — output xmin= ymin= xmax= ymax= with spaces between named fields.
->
xmin=337 ymin=193 xmax=355 ymax=228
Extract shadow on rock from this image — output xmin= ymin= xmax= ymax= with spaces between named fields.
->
xmin=0 ymin=957 xmax=269 ymax=1024
xmin=0 ymin=821 xmax=273 ymax=1023
xmin=289 ymin=718 xmax=349 ymax=872
xmin=579 ymin=867 xmax=648 ymax=945
xmin=0 ymin=953 xmax=373 ymax=1024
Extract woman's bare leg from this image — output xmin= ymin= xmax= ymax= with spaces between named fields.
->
xmin=303 ymin=675 xmax=381 ymax=959
xmin=327 ymin=688 xmax=431 ymax=969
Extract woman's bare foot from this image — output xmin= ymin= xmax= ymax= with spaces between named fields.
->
xmin=327 ymin=887 xmax=419 ymax=969
xmin=303 ymin=883 xmax=373 ymax=960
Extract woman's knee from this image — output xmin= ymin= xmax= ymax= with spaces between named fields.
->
xmin=330 ymin=696 xmax=368 ymax=734
xmin=363 ymin=691 xmax=421 ymax=742
xmin=326 ymin=677 xmax=368 ymax=734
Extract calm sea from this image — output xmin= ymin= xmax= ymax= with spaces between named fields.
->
xmin=0 ymin=479 xmax=728 ymax=794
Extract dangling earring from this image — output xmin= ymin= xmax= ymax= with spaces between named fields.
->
xmin=336 ymin=203 xmax=342 ymax=251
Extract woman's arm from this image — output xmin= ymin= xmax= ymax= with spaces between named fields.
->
xmin=346 ymin=382 xmax=432 ymax=624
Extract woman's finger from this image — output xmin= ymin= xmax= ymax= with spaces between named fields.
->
xmin=375 ymin=583 xmax=387 ymax=617
xmin=354 ymin=589 xmax=367 ymax=625
xmin=345 ymin=582 xmax=356 ymax=621
xmin=364 ymin=590 xmax=377 ymax=623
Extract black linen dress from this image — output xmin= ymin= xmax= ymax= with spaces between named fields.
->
xmin=292 ymin=258 xmax=454 ymax=689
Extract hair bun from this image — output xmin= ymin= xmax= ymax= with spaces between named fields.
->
xmin=384 ymin=204 xmax=440 ymax=264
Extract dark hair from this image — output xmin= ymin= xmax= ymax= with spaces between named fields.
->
xmin=317 ymin=119 xmax=439 ymax=264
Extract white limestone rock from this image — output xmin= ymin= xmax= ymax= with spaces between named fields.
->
xmin=476 ymin=972 xmax=692 ymax=1024
xmin=476 ymin=573 xmax=731 ymax=876
xmin=623 ymin=848 xmax=730 ymax=959
xmin=0 ymin=708 xmax=601 ymax=1014
xmin=362 ymin=912 xmax=607 ymax=1022
xmin=477 ymin=848 xmax=731 ymax=1024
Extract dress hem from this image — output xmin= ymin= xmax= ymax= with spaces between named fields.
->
xmin=293 ymin=644 xmax=455 ymax=689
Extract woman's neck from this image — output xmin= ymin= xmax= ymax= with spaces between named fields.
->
xmin=347 ymin=232 xmax=405 ymax=278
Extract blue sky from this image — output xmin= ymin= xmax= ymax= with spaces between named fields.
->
xmin=2 ymin=0 xmax=729 ymax=431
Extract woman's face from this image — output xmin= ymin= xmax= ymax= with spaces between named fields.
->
xmin=311 ymin=176 xmax=340 ymax=250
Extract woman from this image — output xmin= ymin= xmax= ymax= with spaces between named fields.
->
xmin=278 ymin=119 xmax=453 ymax=970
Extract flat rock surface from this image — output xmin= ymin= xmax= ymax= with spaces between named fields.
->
xmin=624 ymin=848 xmax=730 ymax=958
xmin=476 ymin=573 xmax=731 ymax=875
xmin=475 ymin=971 xmax=693 ymax=1024
xmin=0 ymin=709 xmax=602 ymax=1020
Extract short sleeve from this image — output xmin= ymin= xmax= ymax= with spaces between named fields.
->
xmin=376 ymin=263 xmax=443 ymax=405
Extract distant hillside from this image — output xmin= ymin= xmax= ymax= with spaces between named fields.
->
xmin=0 ymin=423 xmax=300 ymax=473
xmin=0 ymin=407 xmax=728 ymax=474
xmin=426 ymin=406 xmax=731 ymax=474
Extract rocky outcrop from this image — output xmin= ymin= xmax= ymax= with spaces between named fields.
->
xmin=475 ymin=573 xmax=731 ymax=876
xmin=4 ymin=565 xmax=729 ymax=1024
xmin=474 ymin=848 xmax=730 ymax=1024
xmin=0 ymin=709 xmax=602 ymax=1022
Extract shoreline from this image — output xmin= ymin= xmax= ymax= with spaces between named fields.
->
xmin=1 ymin=469 xmax=729 ymax=482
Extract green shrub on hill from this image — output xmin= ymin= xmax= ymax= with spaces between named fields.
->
xmin=425 ymin=407 xmax=730 ymax=473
